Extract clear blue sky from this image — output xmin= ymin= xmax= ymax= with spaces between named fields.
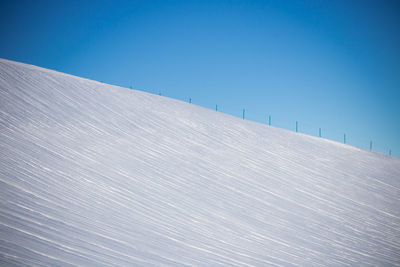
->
xmin=1 ymin=0 xmax=399 ymax=156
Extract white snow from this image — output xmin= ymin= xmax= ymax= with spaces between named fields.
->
xmin=0 ymin=58 xmax=400 ymax=266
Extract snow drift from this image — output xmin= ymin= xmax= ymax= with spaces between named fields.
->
xmin=0 ymin=58 xmax=400 ymax=266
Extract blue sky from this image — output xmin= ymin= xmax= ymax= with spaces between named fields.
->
xmin=1 ymin=0 xmax=399 ymax=156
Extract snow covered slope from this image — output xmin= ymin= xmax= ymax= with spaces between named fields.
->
xmin=0 ymin=58 xmax=400 ymax=266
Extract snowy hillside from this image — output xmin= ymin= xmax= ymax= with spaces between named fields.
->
xmin=0 ymin=58 xmax=400 ymax=266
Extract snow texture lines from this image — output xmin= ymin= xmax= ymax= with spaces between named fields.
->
xmin=1 ymin=58 xmax=400 ymax=266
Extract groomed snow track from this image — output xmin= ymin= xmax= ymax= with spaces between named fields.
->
xmin=1 ymin=58 xmax=400 ymax=266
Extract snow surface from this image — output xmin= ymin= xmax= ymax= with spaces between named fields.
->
xmin=0 ymin=58 xmax=400 ymax=266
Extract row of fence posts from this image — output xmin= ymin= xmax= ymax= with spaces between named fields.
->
xmin=291 ymin=121 xmax=391 ymax=155
xmin=185 ymin=98 xmax=392 ymax=156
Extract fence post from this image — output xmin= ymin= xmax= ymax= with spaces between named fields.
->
xmin=389 ymin=149 xmax=392 ymax=156
xmin=243 ymin=109 xmax=245 ymax=120
xmin=296 ymin=121 xmax=298 ymax=132
xmin=268 ymin=115 xmax=271 ymax=126
xmin=344 ymin=134 xmax=346 ymax=144
xmin=216 ymin=104 xmax=218 ymax=111
xmin=189 ymin=98 xmax=191 ymax=103
xmin=319 ymin=128 xmax=321 ymax=137
xmin=370 ymin=141 xmax=373 ymax=151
